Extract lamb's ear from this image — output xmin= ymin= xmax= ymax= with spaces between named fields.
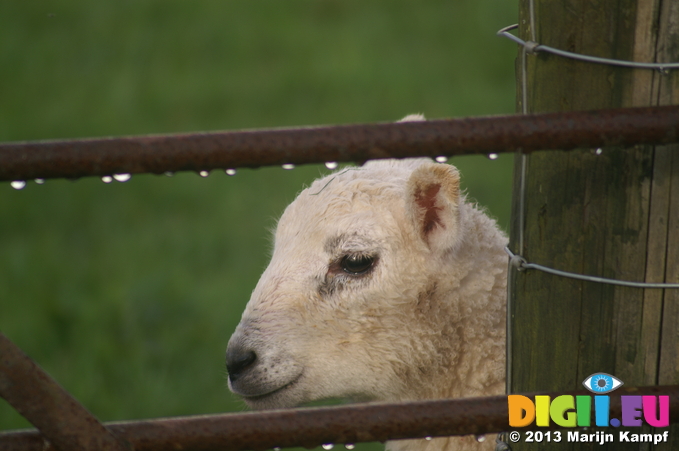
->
xmin=406 ymin=162 xmax=461 ymax=251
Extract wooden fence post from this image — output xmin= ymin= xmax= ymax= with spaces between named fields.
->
xmin=509 ymin=1 xmax=679 ymax=449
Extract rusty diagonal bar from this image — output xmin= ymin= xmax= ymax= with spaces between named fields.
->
xmin=2 ymin=385 xmax=679 ymax=451
xmin=0 ymin=333 xmax=131 ymax=451
xmin=1 ymin=105 xmax=678 ymax=182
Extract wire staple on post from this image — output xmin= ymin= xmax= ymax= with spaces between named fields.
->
xmin=505 ymin=247 xmax=679 ymax=289
xmin=497 ymin=24 xmax=679 ymax=72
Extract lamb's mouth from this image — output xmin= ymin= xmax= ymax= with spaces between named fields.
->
xmin=238 ymin=373 xmax=303 ymax=405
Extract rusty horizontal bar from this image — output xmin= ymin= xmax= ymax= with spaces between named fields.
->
xmin=2 ymin=385 xmax=678 ymax=451
xmin=1 ymin=105 xmax=678 ymax=182
xmin=0 ymin=333 xmax=131 ymax=451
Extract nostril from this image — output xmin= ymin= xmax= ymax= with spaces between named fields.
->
xmin=226 ymin=348 xmax=257 ymax=382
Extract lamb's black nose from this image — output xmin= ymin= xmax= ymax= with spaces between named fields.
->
xmin=226 ymin=347 xmax=257 ymax=382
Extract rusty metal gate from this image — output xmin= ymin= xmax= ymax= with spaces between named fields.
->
xmin=2 ymin=105 xmax=679 ymax=451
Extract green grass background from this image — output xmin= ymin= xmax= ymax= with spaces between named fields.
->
xmin=0 ymin=0 xmax=517 ymax=448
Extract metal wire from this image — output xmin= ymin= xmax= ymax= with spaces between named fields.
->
xmin=505 ymin=247 xmax=679 ymax=288
xmin=497 ymin=24 xmax=679 ymax=71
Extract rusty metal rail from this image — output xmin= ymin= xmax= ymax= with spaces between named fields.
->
xmin=1 ymin=105 xmax=678 ymax=182
xmin=2 ymin=385 xmax=678 ymax=451
xmin=0 ymin=333 xmax=130 ymax=451
xmin=4 ymin=329 xmax=677 ymax=451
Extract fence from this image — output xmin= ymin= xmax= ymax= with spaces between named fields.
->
xmin=1 ymin=105 xmax=678 ymax=182
xmin=2 ymin=105 xmax=679 ymax=451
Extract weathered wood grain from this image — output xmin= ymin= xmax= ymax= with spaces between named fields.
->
xmin=509 ymin=1 xmax=678 ymax=449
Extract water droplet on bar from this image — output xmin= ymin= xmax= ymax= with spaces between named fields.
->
xmin=225 ymin=169 xmax=237 ymax=176
xmin=282 ymin=164 xmax=295 ymax=170
xmin=475 ymin=435 xmax=486 ymax=443
xmin=113 ymin=173 xmax=131 ymax=182
xmin=164 ymin=172 xmax=174 ymax=177
xmin=273 ymin=448 xmax=281 ymax=451
xmin=35 ymin=179 xmax=45 ymax=185
xmin=435 ymin=156 xmax=448 ymax=163
xmin=322 ymin=444 xmax=334 ymax=450
xmin=325 ymin=162 xmax=338 ymax=169
xmin=344 ymin=445 xmax=355 ymax=450
xmin=425 ymin=437 xmax=432 ymax=441
xmin=199 ymin=170 xmax=210 ymax=177
xmin=10 ymin=181 xmax=26 ymax=190
xmin=487 ymin=153 xmax=499 ymax=160
xmin=595 ymin=148 xmax=603 ymax=155
xmin=102 ymin=176 xmax=113 ymax=184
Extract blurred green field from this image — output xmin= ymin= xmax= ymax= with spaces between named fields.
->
xmin=0 ymin=0 xmax=517 ymax=448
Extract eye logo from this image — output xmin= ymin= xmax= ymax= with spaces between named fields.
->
xmin=583 ymin=373 xmax=623 ymax=394
xmin=509 ymin=372 xmax=669 ymax=429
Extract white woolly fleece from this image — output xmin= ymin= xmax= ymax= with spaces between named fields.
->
xmin=227 ymin=116 xmax=507 ymax=451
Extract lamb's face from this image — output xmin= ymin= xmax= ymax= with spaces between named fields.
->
xmin=226 ymin=160 xmax=462 ymax=409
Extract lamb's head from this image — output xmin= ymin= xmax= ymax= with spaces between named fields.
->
xmin=226 ymin=153 xmax=507 ymax=411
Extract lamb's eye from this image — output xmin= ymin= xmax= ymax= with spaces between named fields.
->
xmin=341 ymin=254 xmax=375 ymax=275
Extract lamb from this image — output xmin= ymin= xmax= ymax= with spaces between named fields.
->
xmin=226 ymin=115 xmax=508 ymax=451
